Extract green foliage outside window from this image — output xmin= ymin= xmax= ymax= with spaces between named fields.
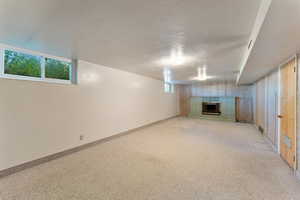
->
xmin=45 ymin=58 xmax=70 ymax=80
xmin=4 ymin=50 xmax=41 ymax=77
xmin=4 ymin=49 xmax=71 ymax=81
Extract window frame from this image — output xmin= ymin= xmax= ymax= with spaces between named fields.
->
xmin=164 ymin=82 xmax=175 ymax=94
xmin=170 ymin=84 xmax=175 ymax=93
xmin=164 ymin=82 xmax=170 ymax=93
xmin=0 ymin=44 xmax=74 ymax=84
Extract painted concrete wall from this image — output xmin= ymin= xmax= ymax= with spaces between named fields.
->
xmin=0 ymin=60 xmax=179 ymax=171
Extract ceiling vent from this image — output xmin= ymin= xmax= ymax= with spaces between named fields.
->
xmin=248 ymin=40 xmax=253 ymax=50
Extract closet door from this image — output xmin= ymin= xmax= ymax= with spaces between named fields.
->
xmin=279 ymin=58 xmax=297 ymax=169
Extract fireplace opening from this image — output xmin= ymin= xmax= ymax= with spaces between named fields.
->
xmin=202 ymin=102 xmax=221 ymax=115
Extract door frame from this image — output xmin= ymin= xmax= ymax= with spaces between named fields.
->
xmin=277 ymin=54 xmax=298 ymax=170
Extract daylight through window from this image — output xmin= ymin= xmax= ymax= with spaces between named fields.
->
xmin=4 ymin=50 xmax=42 ymax=78
xmin=1 ymin=47 xmax=73 ymax=84
xmin=164 ymin=82 xmax=174 ymax=93
xmin=45 ymin=58 xmax=71 ymax=80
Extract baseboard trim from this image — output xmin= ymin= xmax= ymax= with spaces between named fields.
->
xmin=296 ymin=170 xmax=300 ymax=181
xmin=263 ymin=136 xmax=278 ymax=153
xmin=253 ymin=124 xmax=278 ymax=153
xmin=0 ymin=115 xmax=179 ymax=179
xmin=253 ymin=125 xmax=300 ymax=180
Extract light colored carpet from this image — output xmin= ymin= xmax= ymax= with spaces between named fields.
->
xmin=0 ymin=118 xmax=300 ymax=200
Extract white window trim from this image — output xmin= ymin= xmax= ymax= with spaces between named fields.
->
xmin=0 ymin=43 xmax=74 ymax=85
xmin=164 ymin=82 xmax=175 ymax=94
xmin=170 ymin=84 xmax=175 ymax=93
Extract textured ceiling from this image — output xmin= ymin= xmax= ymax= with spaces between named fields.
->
xmin=0 ymin=0 xmax=261 ymax=83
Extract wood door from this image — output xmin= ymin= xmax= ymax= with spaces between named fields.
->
xmin=179 ymin=85 xmax=191 ymax=116
xmin=236 ymin=97 xmax=253 ymax=123
xmin=279 ymin=58 xmax=297 ymax=169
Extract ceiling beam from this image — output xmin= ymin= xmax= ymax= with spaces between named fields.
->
xmin=236 ymin=0 xmax=272 ymax=85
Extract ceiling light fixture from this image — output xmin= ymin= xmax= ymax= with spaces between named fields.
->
xmin=191 ymin=66 xmax=213 ymax=81
xmin=197 ymin=67 xmax=208 ymax=81
xmin=159 ymin=47 xmax=193 ymax=67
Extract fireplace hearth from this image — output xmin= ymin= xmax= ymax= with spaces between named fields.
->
xmin=202 ymin=102 xmax=221 ymax=115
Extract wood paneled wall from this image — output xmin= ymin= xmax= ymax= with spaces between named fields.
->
xmin=190 ymin=82 xmax=253 ymax=98
xmin=253 ymin=70 xmax=279 ymax=150
xmin=266 ymin=72 xmax=279 ymax=147
xmin=178 ymin=81 xmax=253 ymax=123
xmin=253 ymin=57 xmax=300 ymax=173
xmin=255 ymin=78 xmax=266 ymax=129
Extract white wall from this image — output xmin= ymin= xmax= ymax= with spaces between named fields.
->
xmin=0 ymin=60 xmax=179 ymax=171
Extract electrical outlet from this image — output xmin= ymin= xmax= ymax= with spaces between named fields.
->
xmin=79 ymin=135 xmax=84 ymax=141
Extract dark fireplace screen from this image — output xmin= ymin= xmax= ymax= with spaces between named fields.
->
xmin=202 ymin=102 xmax=221 ymax=115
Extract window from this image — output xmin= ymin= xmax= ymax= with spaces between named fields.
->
xmin=4 ymin=50 xmax=42 ymax=78
xmin=0 ymin=45 xmax=73 ymax=84
xmin=164 ymin=82 xmax=170 ymax=93
xmin=164 ymin=82 xmax=174 ymax=93
xmin=45 ymin=58 xmax=71 ymax=80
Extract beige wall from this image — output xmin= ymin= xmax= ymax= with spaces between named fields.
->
xmin=0 ymin=60 xmax=179 ymax=170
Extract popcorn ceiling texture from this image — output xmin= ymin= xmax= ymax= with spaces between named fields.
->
xmin=0 ymin=118 xmax=299 ymax=200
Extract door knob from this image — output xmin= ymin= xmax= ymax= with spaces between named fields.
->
xmin=277 ymin=115 xmax=283 ymax=118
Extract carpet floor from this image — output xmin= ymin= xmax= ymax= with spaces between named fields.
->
xmin=1 ymin=118 xmax=300 ymax=200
